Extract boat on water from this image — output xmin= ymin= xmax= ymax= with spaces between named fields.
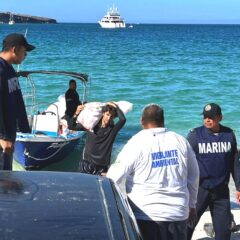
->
xmin=98 ymin=5 xmax=126 ymax=29
xmin=9 ymin=13 xmax=15 ymax=25
xmin=14 ymin=70 xmax=89 ymax=170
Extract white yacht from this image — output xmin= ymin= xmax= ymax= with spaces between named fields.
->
xmin=9 ymin=13 xmax=15 ymax=25
xmin=98 ymin=5 xmax=126 ymax=29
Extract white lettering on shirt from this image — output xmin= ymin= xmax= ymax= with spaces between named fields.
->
xmin=198 ymin=142 xmax=231 ymax=154
xmin=8 ymin=77 xmax=20 ymax=93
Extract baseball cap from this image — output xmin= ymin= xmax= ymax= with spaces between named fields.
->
xmin=202 ymin=103 xmax=222 ymax=118
xmin=3 ymin=33 xmax=35 ymax=52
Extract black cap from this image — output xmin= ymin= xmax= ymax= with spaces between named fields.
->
xmin=202 ymin=103 xmax=222 ymax=118
xmin=3 ymin=33 xmax=35 ymax=52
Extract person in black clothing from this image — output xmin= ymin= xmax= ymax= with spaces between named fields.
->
xmin=65 ymin=79 xmax=81 ymax=123
xmin=80 ymin=102 xmax=126 ymax=175
xmin=0 ymin=33 xmax=35 ymax=170
xmin=187 ymin=103 xmax=240 ymax=240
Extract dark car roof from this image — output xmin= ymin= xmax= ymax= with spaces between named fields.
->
xmin=0 ymin=171 xmax=141 ymax=240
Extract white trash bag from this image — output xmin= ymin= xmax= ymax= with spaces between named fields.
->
xmin=115 ymin=101 xmax=133 ymax=114
xmin=76 ymin=102 xmax=105 ymax=131
xmin=77 ymin=101 xmax=133 ymax=131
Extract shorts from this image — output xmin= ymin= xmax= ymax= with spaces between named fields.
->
xmin=79 ymin=159 xmax=108 ymax=175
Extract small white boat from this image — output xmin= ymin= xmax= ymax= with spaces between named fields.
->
xmin=98 ymin=5 xmax=126 ymax=29
xmin=9 ymin=13 xmax=15 ymax=25
xmin=14 ymin=70 xmax=89 ymax=169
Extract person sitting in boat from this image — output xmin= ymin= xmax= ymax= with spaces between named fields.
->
xmin=64 ymin=79 xmax=81 ymax=123
xmin=71 ymin=102 xmax=126 ymax=175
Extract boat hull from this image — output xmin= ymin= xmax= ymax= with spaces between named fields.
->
xmin=98 ymin=21 xmax=126 ymax=28
xmin=14 ymin=132 xmax=85 ymax=169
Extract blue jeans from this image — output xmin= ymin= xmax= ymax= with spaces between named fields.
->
xmin=0 ymin=148 xmax=13 ymax=170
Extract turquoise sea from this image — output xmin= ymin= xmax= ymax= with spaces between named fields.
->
xmin=1 ymin=23 xmax=240 ymax=171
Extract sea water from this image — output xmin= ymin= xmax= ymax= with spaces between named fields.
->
xmin=1 ymin=23 xmax=240 ymax=172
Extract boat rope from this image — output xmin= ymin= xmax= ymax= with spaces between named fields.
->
xmin=23 ymin=141 xmax=69 ymax=161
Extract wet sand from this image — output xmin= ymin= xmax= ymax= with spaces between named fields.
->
xmin=192 ymin=209 xmax=240 ymax=240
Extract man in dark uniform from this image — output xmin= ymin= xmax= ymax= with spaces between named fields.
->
xmin=65 ymin=79 xmax=81 ymax=122
xmin=80 ymin=102 xmax=126 ymax=175
xmin=0 ymin=33 xmax=35 ymax=170
xmin=187 ymin=103 xmax=240 ymax=240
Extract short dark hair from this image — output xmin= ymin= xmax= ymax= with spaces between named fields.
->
xmin=2 ymin=33 xmax=35 ymax=52
xmin=102 ymin=105 xmax=117 ymax=117
xmin=141 ymin=103 xmax=164 ymax=127
xmin=69 ymin=79 xmax=76 ymax=85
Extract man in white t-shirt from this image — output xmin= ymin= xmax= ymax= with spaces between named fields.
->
xmin=107 ymin=103 xmax=199 ymax=240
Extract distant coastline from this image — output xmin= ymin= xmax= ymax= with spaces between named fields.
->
xmin=0 ymin=12 xmax=57 ymax=24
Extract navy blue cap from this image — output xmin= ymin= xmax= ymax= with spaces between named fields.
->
xmin=202 ymin=103 xmax=222 ymax=118
xmin=3 ymin=33 xmax=35 ymax=52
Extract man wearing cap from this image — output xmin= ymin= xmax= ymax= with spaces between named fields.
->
xmin=0 ymin=33 xmax=35 ymax=170
xmin=187 ymin=103 xmax=240 ymax=240
xmin=107 ymin=103 xmax=199 ymax=240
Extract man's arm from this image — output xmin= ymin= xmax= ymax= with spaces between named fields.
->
xmin=65 ymin=90 xmax=72 ymax=112
xmin=186 ymin=141 xmax=199 ymax=209
xmin=107 ymin=102 xmax=126 ymax=129
xmin=186 ymin=129 xmax=198 ymax=151
xmin=231 ymin=133 xmax=240 ymax=204
xmin=0 ymin=75 xmax=14 ymax=153
xmin=0 ymin=74 xmax=6 ymax=139
xmin=186 ymin=141 xmax=199 ymax=227
xmin=16 ymin=89 xmax=30 ymax=133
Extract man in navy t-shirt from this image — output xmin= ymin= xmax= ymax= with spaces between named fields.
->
xmin=0 ymin=33 xmax=35 ymax=170
xmin=187 ymin=103 xmax=240 ymax=240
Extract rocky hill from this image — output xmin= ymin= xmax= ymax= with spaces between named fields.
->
xmin=0 ymin=12 xmax=57 ymax=24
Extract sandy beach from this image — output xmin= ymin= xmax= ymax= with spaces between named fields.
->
xmin=192 ymin=209 xmax=240 ymax=240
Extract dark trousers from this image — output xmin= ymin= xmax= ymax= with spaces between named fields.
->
xmin=187 ymin=184 xmax=231 ymax=240
xmin=137 ymin=219 xmax=187 ymax=240
xmin=0 ymin=149 xmax=13 ymax=170
xmin=79 ymin=159 xmax=108 ymax=175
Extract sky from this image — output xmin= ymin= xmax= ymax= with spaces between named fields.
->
xmin=1 ymin=0 xmax=240 ymax=24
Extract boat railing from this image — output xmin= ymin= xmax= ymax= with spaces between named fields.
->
xmin=18 ymin=70 xmax=90 ymax=111
xmin=20 ymin=73 xmax=36 ymax=115
xmin=29 ymin=102 xmax=61 ymax=137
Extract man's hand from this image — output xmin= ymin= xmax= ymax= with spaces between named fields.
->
xmin=188 ymin=208 xmax=197 ymax=229
xmin=0 ymin=139 xmax=14 ymax=154
xmin=236 ymin=191 xmax=240 ymax=204
xmin=75 ymin=104 xmax=85 ymax=116
xmin=106 ymin=102 xmax=117 ymax=108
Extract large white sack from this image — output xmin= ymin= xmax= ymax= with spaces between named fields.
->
xmin=76 ymin=101 xmax=133 ymax=131
xmin=115 ymin=101 xmax=133 ymax=114
xmin=76 ymin=102 xmax=105 ymax=131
